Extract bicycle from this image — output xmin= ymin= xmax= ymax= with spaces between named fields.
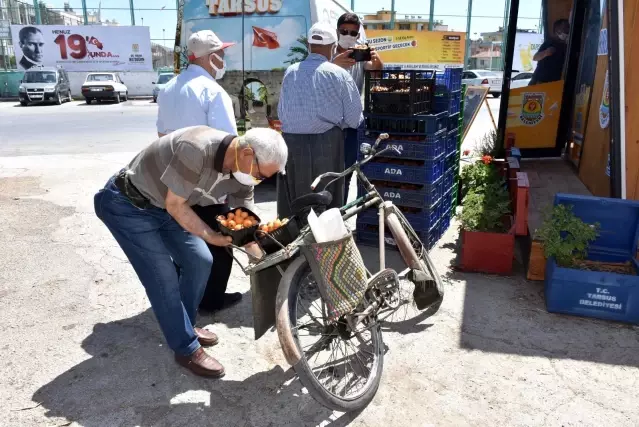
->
xmin=233 ymin=133 xmax=445 ymax=412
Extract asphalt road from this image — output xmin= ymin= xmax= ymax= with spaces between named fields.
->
xmin=0 ymin=100 xmax=159 ymax=157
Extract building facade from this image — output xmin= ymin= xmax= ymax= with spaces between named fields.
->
xmin=362 ymin=9 xmax=448 ymax=32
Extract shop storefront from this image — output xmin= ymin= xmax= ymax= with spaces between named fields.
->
xmin=498 ymin=0 xmax=637 ymax=203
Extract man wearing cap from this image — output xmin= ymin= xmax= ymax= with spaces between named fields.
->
xmin=277 ymin=22 xmax=363 ymax=218
xmin=94 ymin=126 xmax=288 ymax=378
xmin=157 ymin=30 xmax=242 ymax=314
xmin=332 ymin=13 xmax=384 ymax=202
xmin=157 ymin=30 xmax=237 ymax=137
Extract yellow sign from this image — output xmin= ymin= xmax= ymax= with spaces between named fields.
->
xmin=366 ymin=30 xmax=466 ymax=69
xmin=506 ymin=80 xmax=565 ymax=149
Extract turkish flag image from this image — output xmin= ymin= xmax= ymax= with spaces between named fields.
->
xmin=252 ymin=26 xmax=280 ymax=49
xmin=87 ymin=36 xmax=104 ymax=50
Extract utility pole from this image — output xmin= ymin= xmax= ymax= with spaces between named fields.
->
xmin=33 ymin=0 xmax=42 ymax=25
xmin=390 ymin=0 xmax=395 ymax=30
xmin=129 ymin=0 xmax=135 ymax=25
xmin=81 ymin=0 xmax=88 ymax=25
xmin=464 ymin=0 xmax=473 ymax=68
xmin=429 ymin=0 xmax=435 ymax=31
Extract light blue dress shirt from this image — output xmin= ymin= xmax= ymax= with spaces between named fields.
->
xmin=278 ymin=53 xmax=363 ymax=135
xmin=156 ymin=64 xmax=237 ymax=135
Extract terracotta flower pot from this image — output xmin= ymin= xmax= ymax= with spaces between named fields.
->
xmin=460 ymin=217 xmax=516 ymax=275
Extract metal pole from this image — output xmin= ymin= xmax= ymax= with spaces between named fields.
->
xmin=351 ymin=0 xmax=355 ymax=11
xmin=497 ymin=0 xmax=519 ymax=155
xmin=33 ymin=0 xmax=42 ymax=24
xmin=464 ymin=0 xmax=473 ymax=67
xmin=390 ymin=0 xmax=395 ymax=30
xmin=429 ymin=0 xmax=435 ymax=31
xmin=129 ymin=0 xmax=135 ymax=25
xmin=81 ymin=0 xmax=88 ymax=25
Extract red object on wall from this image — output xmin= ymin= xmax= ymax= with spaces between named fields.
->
xmin=460 ymin=218 xmax=516 ymax=275
xmin=515 ymin=172 xmax=530 ymax=236
xmin=253 ymin=26 xmax=280 ymax=49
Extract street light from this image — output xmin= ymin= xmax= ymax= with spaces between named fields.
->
xmin=162 ymin=29 xmax=166 ymax=67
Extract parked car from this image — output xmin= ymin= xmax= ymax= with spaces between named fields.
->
xmin=18 ymin=66 xmax=72 ymax=107
xmin=152 ymin=73 xmax=175 ymax=103
xmin=81 ymin=73 xmax=128 ymax=104
xmin=462 ymin=70 xmax=504 ymax=98
xmin=510 ymin=72 xmax=534 ymax=89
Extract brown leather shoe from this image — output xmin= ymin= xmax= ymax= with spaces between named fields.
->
xmin=194 ymin=327 xmax=219 ymax=347
xmin=175 ymin=347 xmax=225 ymax=378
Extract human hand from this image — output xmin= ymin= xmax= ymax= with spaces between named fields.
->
xmin=545 ymin=47 xmax=556 ymax=57
xmin=207 ymin=233 xmax=233 ymax=247
xmin=332 ymin=50 xmax=356 ymax=69
xmin=370 ymin=48 xmax=380 ymax=62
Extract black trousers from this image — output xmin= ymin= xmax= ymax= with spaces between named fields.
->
xmin=188 ymin=204 xmax=234 ymax=311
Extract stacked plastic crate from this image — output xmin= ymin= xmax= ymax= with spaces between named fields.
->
xmin=433 ymin=68 xmax=464 ymax=234
xmin=355 ymin=69 xmax=448 ymax=250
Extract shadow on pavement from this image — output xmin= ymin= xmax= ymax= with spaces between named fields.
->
xmin=32 ymin=309 xmax=360 ymax=426
xmin=448 ymin=232 xmax=639 ymax=368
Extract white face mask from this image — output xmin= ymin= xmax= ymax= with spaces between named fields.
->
xmin=557 ymin=33 xmax=568 ymax=41
xmin=339 ymin=34 xmax=358 ymax=49
xmin=209 ymin=52 xmax=226 ymax=80
xmin=233 ymin=142 xmax=262 ymax=187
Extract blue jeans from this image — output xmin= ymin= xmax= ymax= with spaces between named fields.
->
xmin=94 ymin=177 xmax=213 ymax=356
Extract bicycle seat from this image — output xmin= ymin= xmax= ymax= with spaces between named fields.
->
xmin=290 ymin=191 xmax=333 ymax=216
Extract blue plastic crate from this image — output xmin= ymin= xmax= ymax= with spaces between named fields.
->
xmin=358 ymin=129 xmax=447 ymax=161
xmin=443 ymin=167 xmax=456 ymax=191
xmin=441 ymin=208 xmax=453 ymax=232
xmin=433 ymin=90 xmax=462 ymax=115
xmin=545 ymin=194 xmax=639 ymax=324
xmin=447 ymin=112 xmax=460 ymax=133
xmin=358 ymin=178 xmax=444 ymax=209
xmin=356 ymin=221 xmax=440 ymax=251
xmin=436 ymin=67 xmax=463 ymax=92
xmin=361 ymin=157 xmax=445 ymax=185
xmin=364 ymin=112 xmax=447 ymax=135
xmin=358 ymin=202 xmax=443 ymax=232
xmin=446 ymin=130 xmax=459 ymax=158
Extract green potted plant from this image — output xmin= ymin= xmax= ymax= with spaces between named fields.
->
xmin=458 ymin=179 xmax=516 ymax=275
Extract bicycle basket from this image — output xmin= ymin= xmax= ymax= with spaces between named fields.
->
xmin=301 ymin=232 xmax=368 ymax=323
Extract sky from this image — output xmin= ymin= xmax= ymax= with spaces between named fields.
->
xmin=41 ymin=0 xmax=543 ymax=43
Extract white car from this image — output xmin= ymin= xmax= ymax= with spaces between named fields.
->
xmin=153 ymin=73 xmax=175 ymax=103
xmin=462 ymin=70 xmax=504 ymax=98
xmin=81 ymin=73 xmax=128 ymax=104
xmin=510 ymin=72 xmax=534 ymax=89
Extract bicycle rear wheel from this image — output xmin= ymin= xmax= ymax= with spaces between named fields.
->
xmin=277 ymin=256 xmax=385 ymax=412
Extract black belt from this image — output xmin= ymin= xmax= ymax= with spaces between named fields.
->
xmin=114 ymin=170 xmax=153 ymax=209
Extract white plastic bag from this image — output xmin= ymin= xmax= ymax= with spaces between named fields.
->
xmin=308 ymin=208 xmax=349 ymax=243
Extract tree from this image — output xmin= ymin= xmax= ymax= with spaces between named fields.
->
xmin=257 ymin=85 xmax=268 ymax=102
xmin=284 ymin=36 xmax=309 ymax=65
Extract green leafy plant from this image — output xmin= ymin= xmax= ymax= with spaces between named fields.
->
xmin=536 ymin=204 xmax=600 ymax=267
xmin=474 ymin=130 xmax=503 ymax=158
xmin=460 ymin=159 xmax=502 ymax=200
xmin=458 ymin=181 xmax=511 ymax=233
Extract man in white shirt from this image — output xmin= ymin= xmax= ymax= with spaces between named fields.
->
xmin=156 ymin=30 xmax=242 ymax=315
xmin=156 ymin=30 xmax=237 ymax=137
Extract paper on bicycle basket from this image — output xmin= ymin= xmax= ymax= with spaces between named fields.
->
xmin=308 ymin=208 xmax=349 ymax=243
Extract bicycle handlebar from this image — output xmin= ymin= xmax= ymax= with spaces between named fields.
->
xmin=310 ymin=133 xmax=391 ymax=190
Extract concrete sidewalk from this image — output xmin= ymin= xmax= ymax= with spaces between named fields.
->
xmin=1 ymin=153 xmax=638 ymax=427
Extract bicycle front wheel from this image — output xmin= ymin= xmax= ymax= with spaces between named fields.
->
xmin=276 ymin=256 xmax=385 ymax=412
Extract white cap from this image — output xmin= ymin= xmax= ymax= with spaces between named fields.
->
xmin=187 ymin=30 xmax=235 ymax=61
xmin=308 ymin=22 xmax=338 ymax=45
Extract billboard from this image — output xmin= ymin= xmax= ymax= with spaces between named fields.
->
xmin=183 ymin=0 xmax=351 ymax=71
xmin=513 ymin=33 xmax=545 ymax=72
xmin=10 ymin=25 xmax=153 ymax=71
xmin=365 ymin=30 xmax=466 ymax=70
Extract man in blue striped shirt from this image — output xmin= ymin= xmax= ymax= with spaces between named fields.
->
xmin=277 ymin=22 xmax=363 ymax=218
